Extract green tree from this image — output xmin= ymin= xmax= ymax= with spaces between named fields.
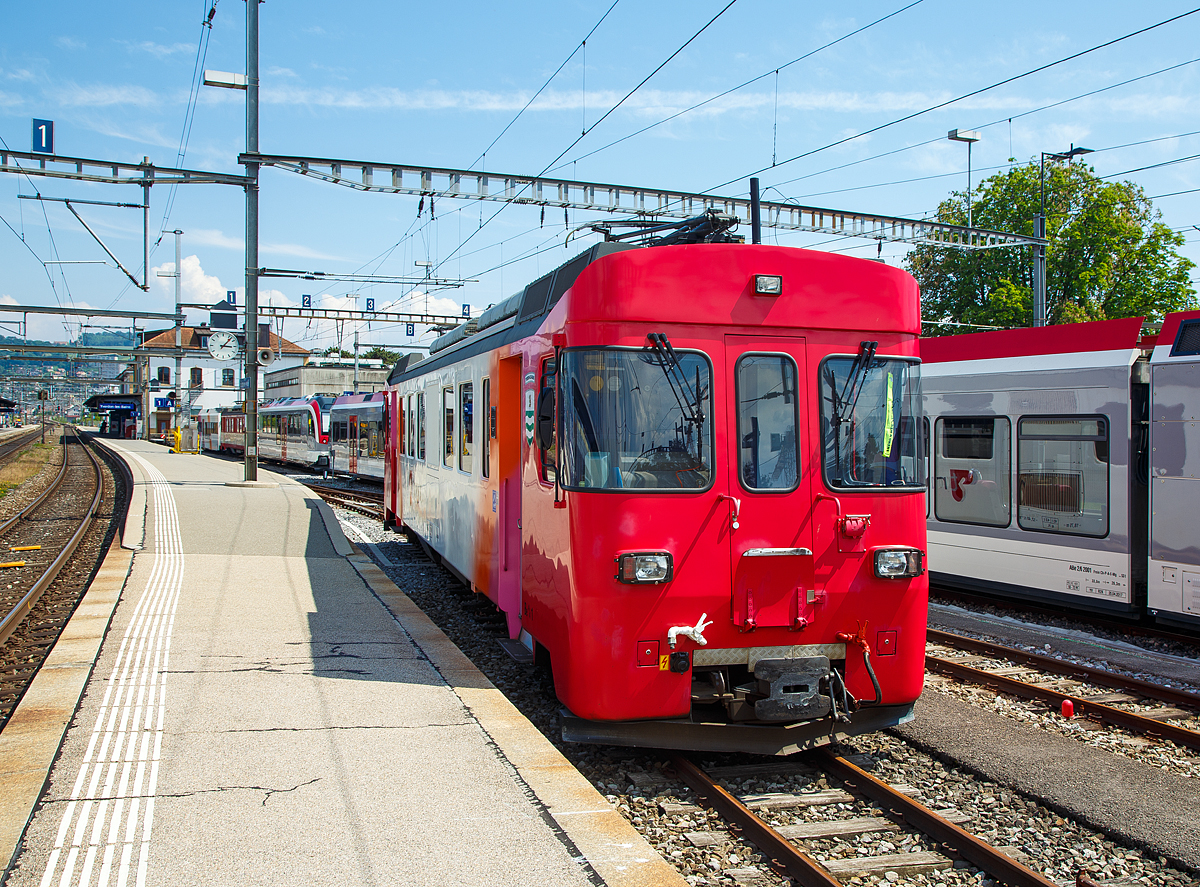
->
xmin=363 ymin=346 xmax=401 ymax=365
xmin=322 ymin=346 xmax=352 ymax=357
xmin=905 ymin=161 xmax=1196 ymax=333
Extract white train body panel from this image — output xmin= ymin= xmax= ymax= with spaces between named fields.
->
xmin=1147 ymin=312 xmax=1200 ymax=625
xmin=922 ymin=323 xmax=1143 ymax=613
xmin=392 ymin=349 xmax=490 ymax=585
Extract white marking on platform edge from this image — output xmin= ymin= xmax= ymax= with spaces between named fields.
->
xmin=39 ymin=453 xmax=182 ymax=887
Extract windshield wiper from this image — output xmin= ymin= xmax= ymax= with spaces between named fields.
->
xmin=826 ymin=340 xmax=878 ymax=485
xmin=647 ymin=333 xmax=705 ymax=460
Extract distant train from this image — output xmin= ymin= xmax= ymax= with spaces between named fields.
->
xmin=921 ymin=309 xmax=1200 ymax=631
xmin=329 ymin=392 xmax=386 ymax=480
xmin=197 ymin=406 xmax=247 ymax=456
xmin=382 ymin=228 xmax=930 ymax=753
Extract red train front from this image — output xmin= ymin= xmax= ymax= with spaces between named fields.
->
xmin=386 ymin=235 xmax=927 ymax=753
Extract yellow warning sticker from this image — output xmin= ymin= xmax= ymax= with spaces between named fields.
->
xmin=659 ymin=654 xmax=670 ymax=671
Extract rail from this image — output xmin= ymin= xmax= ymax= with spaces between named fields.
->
xmin=0 ymin=429 xmax=104 ymax=646
xmin=307 ymin=484 xmax=384 ymax=520
xmin=671 ymin=753 xmax=1059 ymax=887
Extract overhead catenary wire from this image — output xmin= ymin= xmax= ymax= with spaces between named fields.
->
xmin=706 ymin=6 xmax=1200 ymax=195
xmin=432 ymin=0 xmax=739 ymax=274
xmin=550 ymin=0 xmax=926 ymax=173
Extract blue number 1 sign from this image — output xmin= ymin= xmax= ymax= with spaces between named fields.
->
xmin=32 ymin=119 xmax=54 ymax=154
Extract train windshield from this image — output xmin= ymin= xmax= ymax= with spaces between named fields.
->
xmin=560 ymin=347 xmax=713 ymax=490
xmin=820 ymin=354 xmax=924 ymax=489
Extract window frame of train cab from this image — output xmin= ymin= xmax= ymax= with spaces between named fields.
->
xmin=1016 ymin=414 xmax=1110 ymax=538
xmin=481 ymin=377 xmax=491 ymax=479
xmin=538 ymin=357 xmax=557 ymax=484
xmin=933 ymin=415 xmax=1012 ymax=528
xmin=735 ymin=352 xmax=801 ymax=493
xmin=458 ymin=381 xmax=473 ymax=474
xmin=556 ymin=345 xmax=715 ymax=493
xmin=818 ymin=354 xmax=925 ymax=492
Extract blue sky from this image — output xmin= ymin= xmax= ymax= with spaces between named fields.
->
xmin=2 ymin=1 xmax=1198 ymax=350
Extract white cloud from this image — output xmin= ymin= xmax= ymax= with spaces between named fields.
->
xmin=55 ymin=36 xmax=86 ymax=50
xmin=5 ymin=69 xmax=36 ymax=83
xmin=189 ymin=229 xmax=244 ymax=251
xmin=260 ymin=242 xmax=342 ymax=262
xmin=0 ymin=91 xmax=23 ymax=109
xmin=128 ymin=41 xmax=193 ymax=59
xmin=51 ymin=82 xmax=161 ymax=108
xmin=151 ymin=255 xmax=227 ymax=305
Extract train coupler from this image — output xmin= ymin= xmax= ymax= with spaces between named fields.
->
xmin=751 ymin=656 xmax=833 ymax=721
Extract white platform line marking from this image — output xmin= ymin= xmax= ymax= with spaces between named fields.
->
xmin=38 ymin=453 xmax=183 ymax=887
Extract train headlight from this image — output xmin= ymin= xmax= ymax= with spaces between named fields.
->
xmin=873 ymin=548 xmax=925 ymax=579
xmin=616 ymin=552 xmax=674 ymax=584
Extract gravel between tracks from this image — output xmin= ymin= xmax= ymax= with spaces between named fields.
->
xmin=332 ymin=508 xmax=1198 ymax=887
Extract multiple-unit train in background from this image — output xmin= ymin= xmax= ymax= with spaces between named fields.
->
xmin=382 ymin=230 xmax=930 ymax=753
xmin=329 ymin=392 xmax=386 ymax=479
xmin=921 ymin=309 xmax=1200 ymax=632
xmin=199 ymin=396 xmax=335 ymax=470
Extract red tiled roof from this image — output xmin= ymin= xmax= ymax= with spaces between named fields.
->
xmin=140 ymin=327 xmax=309 ymax=355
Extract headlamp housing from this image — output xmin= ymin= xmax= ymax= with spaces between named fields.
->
xmin=616 ymin=552 xmax=674 ymax=584
xmin=873 ymin=547 xmax=925 ymax=579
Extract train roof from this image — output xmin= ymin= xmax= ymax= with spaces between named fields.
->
xmin=331 ymin=392 xmax=385 ymax=407
xmin=391 ymin=242 xmax=918 ymax=385
xmin=920 ymin=316 xmax=1146 ymax=364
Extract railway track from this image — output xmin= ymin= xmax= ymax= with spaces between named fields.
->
xmin=634 ymin=754 xmax=1061 ymax=886
xmin=926 ymin=628 xmax=1200 ymax=753
xmin=308 ymin=483 xmax=384 ymax=520
xmin=0 ymin=428 xmax=113 ymax=730
xmin=0 ymin=426 xmax=44 ymax=464
xmin=931 ymin=585 xmax=1200 ymax=651
xmin=0 ymin=427 xmax=103 ymax=647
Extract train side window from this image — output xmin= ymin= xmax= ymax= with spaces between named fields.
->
xmin=459 ymin=382 xmax=473 ymax=473
xmin=736 ymin=354 xmax=800 ymax=492
xmin=934 ymin=417 xmax=1011 ymax=527
xmin=443 ymin=387 xmax=455 ymax=467
xmin=406 ymin=395 xmax=414 ymax=457
xmin=417 ymin=392 xmax=426 ymax=460
xmin=1017 ymin=416 xmax=1108 ymax=537
xmin=538 ymin=358 xmax=557 ymax=484
xmin=481 ymin=378 xmax=491 ymax=479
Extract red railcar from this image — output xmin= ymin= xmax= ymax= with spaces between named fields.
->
xmin=385 ymin=233 xmax=927 ymax=753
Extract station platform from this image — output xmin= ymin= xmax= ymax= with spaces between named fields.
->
xmin=0 ymin=440 xmax=683 ymax=887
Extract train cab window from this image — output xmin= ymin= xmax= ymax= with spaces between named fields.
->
xmin=736 ymin=354 xmax=800 ymax=491
xmin=538 ymin=358 xmax=557 ymax=484
xmin=820 ymin=355 xmax=924 ymax=489
xmin=481 ymin=378 xmax=491 ymax=479
xmin=934 ymin=417 xmax=1011 ymax=527
xmin=443 ymin=387 xmax=455 ymax=467
xmin=1017 ymin=416 xmax=1108 ymax=536
xmin=558 ymin=348 xmax=714 ymax=490
xmin=459 ymin=382 xmax=473 ymax=473
xmin=417 ymin=392 xmax=426 ymax=461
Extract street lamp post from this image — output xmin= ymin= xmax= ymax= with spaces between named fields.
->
xmin=948 ymin=129 xmax=982 ymax=231
xmin=1035 ymin=145 xmax=1094 ymax=327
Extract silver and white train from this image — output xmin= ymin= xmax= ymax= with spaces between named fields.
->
xmin=328 ymin=393 xmax=386 ymax=480
xmin=921 ymin=309 xmax=1200 ymax=630
xmin=256 ymin=396 xmax=335 ymax=469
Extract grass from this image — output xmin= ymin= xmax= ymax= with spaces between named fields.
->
xmin=0 ymin=442 xmax=57 ymax=500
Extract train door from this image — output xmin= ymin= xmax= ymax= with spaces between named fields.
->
xmin=496 ymin=355 xmax=523 ymax=635
xmin=724 ymin=335 xmax=816 ymax=631
xmin=348 ymin=413 xmax=359 ymax=474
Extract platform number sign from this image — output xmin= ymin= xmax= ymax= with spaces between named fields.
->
xmin=32 ymin=119 xmax=54 ymax=154
xmin=226 ymin=290 xmax=237 ymax=306
xmin=406 ymin=323 xmax=415 ymax=337
xmin=366 ymin=297 xmax=375 ymax=312
xmin=462 ymin=304 xmax=470 ymax=318
xmin=302 ymin=294 xmax=312 ymax=308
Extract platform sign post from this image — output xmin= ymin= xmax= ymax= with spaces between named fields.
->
xmin=32 ymin=119 xmax=53 ymax=154
xmin=38 ymin=390 xmax=48 ymax=443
